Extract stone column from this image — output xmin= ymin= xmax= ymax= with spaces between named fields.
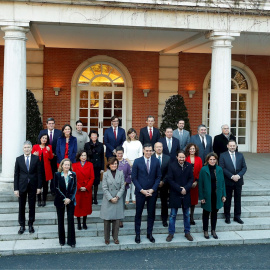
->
xmin=1 ymin=26 xmax=29 ymax=181
xmin=207 ymin=31 xmax=240 ymax=138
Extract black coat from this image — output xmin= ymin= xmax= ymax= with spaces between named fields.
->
xmin=14 ymin=154 xmax=42 ymax=193
xmin=54 ymin=172 xmax=77 ymax=208
xmin=167 ymin=160 xmax=193 ymax=209
xmin=139 ymin=127 xmax=160 ymax=149
xmin=84 ymin=140 xmax=104 ymax=170
xmin=159 ymin=154 xmax=170 ymax=184
xmin=213 ymin=133 xmax=237 ymax=158
xmin=159 ymin=137 xmax=180 ymax=161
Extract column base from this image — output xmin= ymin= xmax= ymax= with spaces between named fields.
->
xmin=0 ymin=175 xmax=14 ymax=192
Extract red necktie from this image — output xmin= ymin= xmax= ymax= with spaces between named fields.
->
xmin=114 ymin=128 xmax=117 ymax=140
xmin=149 ymin=128 xmax=153 ymax=140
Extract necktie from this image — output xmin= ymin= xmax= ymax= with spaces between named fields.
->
xmin=114 ymin=128 xmax=117 ymax=140
xmin=158 ymin=156 xmax=161 ymax=167
xmin=201 ymin=136 xmax=205 ymax=149
xmin=50 ymin=131 xmax=53 ymax=145
xmin=180 ymin=130 xmax=183 ymax=139
xmin=232 ymin=153 xmax=236 ymax=169
xmin=168 ymin=139 xmax=172 ymax=153
xmin=149 ymin=128 xmax=153 ymax=140
xmin=147 ymin=159 xmax=150 ymax=174
xmin=26 ymin=156 xmax=30 ymax=171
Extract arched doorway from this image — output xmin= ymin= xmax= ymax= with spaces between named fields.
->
xmin=203 ymin=61 xmax=258 ymax=152
xmin=70 ymin=56 xmax=133 ymax=142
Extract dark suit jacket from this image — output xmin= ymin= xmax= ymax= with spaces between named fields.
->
xmin=54 ymin=171 xmax=77 ymax=208
xmin=190 ymin=134 xmax=213 ymax=164
xmin=104 ymin=127 xmax=126 ymax=158
xmin=56 ymin=136 xmax=77 ymax=163
xmin=156 ymin=154 xmax=170 ymax=184
xmin=219 ymin=151 xmax=247 ymax=187
xmin=14 ymin=154 xmax=42 ymax=193
xmin=167 ymin=160 xmax=193 ymax=209
xmin=159 ymin=137 xmax=180 ymax=161
xmin=84 ymin=140 xmax=104 ymax=169
xmin=213 ymin=133 xmax=237 ymax=158
xmin=38 ymin=129 xmax=62 ymax=153
xmin=132 ymin=156 xmax=161 ymax=195
xmin=139 ymin=127 xmax=160 ymax=148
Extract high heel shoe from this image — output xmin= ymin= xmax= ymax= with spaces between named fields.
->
xmin=204 ymin=231 xmax=209 ymax=239
xmin=211 ymin=230 xmax=218 ymax=239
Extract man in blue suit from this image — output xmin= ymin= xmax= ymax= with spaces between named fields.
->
xmin=172 ymin=119 xmax=190 ymax=151
xmin=219 ymin=140 xmax=247 ymax=224
xmin=38 ymin=117 xmax=62 ymax=194
xmin=159 ymin=127 xmax=180 ymax=161
xmin=104 ymin=116 xmax=126 ymax=159
xmin=132 ymin=143 xmax=161 ymax=244
xmin=190 ymin=124 xmax=213 ymax=164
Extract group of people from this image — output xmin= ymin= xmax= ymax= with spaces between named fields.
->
xmin=13 ymin=115 xmax=247 ymax=248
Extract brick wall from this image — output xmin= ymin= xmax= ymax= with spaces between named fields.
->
xmin=43 ymin=48 xmax=159 ymax=133
xmin=178 ymin=52 xmax=270 ymax=153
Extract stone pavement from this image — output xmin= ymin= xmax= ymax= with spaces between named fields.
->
xmin=0 ymin=153 xmax=270 ymax=256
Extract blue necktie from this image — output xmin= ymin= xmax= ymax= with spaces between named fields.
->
xmin=168 ymin=139 xmax=172 ymax=153
xmin=158 ymin=156 xmax=161 ymax=167
xmin=147 ymin=159 xmax=150 ymax=174
xmin=26 ymin=156 xmax=30 ymax=171
xmin=232 ymin=153 xmax=236 ymax=170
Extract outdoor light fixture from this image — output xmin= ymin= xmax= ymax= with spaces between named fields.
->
xmin=188 ymin=90 xmax=196 ymax=98
xmin=53 ymin=87 xmax=61 ymax=96
xmin=143 ymin=89 xmax=150 ymax=97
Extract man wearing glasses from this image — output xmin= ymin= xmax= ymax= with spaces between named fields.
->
xmin=104 ymin=116 xmax=126 ymax=159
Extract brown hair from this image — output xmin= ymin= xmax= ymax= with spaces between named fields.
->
xmin=185 ymin=143 xmax=199 ymax=157
xmin=106 ymin=157 xmax=119 ymax=169
xmin=126 ymin=128 xmax=138 ymax=142
xmin=204 ymin=152 xmax=218 ymax=166
xmin=76 ymin=150 xmax=87 ymax=162
xmin=58 ymin=158 xmax=73 ymax=172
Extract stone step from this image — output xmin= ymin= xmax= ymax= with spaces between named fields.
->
xmin=2 ymin=206 xmax=270 ymax=227
xmin=2 ymin=195 xmax=270 ymax=214
xmin=1 ymin=217 xmax=270 ymax=241
xmin=2 ymin=229 xmax=270 ymax=256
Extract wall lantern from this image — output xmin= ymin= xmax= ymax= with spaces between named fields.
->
xmin=143 ymin=89 xmax=150 ymax=97
xmin=188 ymin=90 xmax=196 ymax=98
xmin=53 ymin=87 xmax=61 ymax=96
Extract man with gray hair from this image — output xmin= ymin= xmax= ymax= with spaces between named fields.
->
xmin=213 ymin=124 xmax=237 ymax=158
xmin=190 ymin=124 xmax=213 ymax=164
xmin=14 ymin=141 xmax=42 ymax=235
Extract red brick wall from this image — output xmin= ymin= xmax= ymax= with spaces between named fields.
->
xmin=178 ymin=52 xmax=270 ymax=153
xmin=0 ymin=46 xmax=4 ymax=153
xmin=43 ymin=48 xmax=159 ymax=133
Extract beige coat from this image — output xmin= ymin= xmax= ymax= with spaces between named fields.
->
xmin=100 ymin=169 xmax=125 ymax=220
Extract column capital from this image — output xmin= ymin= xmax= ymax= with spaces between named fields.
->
xmin=206 ymin=30 xmax=240 ymax=49
xmin=1 ymin=25 xmax=29 ymax=41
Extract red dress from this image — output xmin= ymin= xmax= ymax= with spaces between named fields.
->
xmin=32 ymin=144 xmax=54 ymax=181
xmin=73 ymin=161 xmax=95 ymax=217
xmin=186 ymin=156 xmax=203 ymax=206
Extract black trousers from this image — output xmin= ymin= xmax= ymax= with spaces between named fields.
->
xmin=135 ymin=192 xmax=157 ymax=235
xmin=50 ymin=156 xmax=58 ymax=193
xmin=56 ymin=204 xmax=76 ymax=245
xmin=18 ymin=184 xmax=36 ymax=226
xmin=158 ymin=183 xmax=169 ymax=222
xmin=202 ymin=193 xmax=218 ymax=231
xmin=224 ymin=184 xmax=242 ymax=218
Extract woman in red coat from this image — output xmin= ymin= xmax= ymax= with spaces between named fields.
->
xmin=73 ymin=150 xmax=95 ymax=230
xmin=32 ymin=134 xmax=54 ymax=206
xmin=185 ymin=143 xmax=203 ymax=225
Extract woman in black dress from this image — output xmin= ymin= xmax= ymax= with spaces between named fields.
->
xmin=84 ymin=130 xmax=104 ymax=205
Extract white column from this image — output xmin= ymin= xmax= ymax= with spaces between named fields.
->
xmin=1 ymin=26 xmax=29 ymax=180
xmin=207 ymin=31 xmax=240 ymax=138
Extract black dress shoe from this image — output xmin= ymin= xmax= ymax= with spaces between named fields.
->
xmin=29 ymin=225 xmax=35 ymax=233
xmin=225 ymin=217 xmax=231 ymax=224
xmin=135 ymin=234 xmax=141 ymax=244
xmin=18 ymin=226 xmax=25 ymax=235
xmin=190 ymin=220 xmax=196 ymax=225
xmin=37 ymin=201 xmax=42 ymax=207
xmin=234 ymin=217 xmax=244 ymax=224
xmin=93 ymin=199 xmax=98 ymax=205
xmin=60 ymin=243 xmax=65 ymax=246
xmin=147 ymin=234 xmax=155 ymax=243
xmin=42 ymin=201 xmax=46 ymax=207
xmin=162 ymin=221 xmax=168 ymax=227
xmin=77 ymin=223 xmax=82 ymax=230
xmin=68 ymin=244 xmax=75 ymax=248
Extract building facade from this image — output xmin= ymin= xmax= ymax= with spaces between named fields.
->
xmin=0 ymin=0 xmax=270 ymax=187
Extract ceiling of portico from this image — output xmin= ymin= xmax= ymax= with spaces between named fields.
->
xmin=1 ymin=23 xmax=270 ymax=55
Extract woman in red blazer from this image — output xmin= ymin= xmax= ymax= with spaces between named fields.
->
xmin=32 ymin=134 xmax=53 ymax=206
xmin=185 ymin=143 xmax=203 ymax=225
xmin=73 ymin=150 xmax=95 ymax=230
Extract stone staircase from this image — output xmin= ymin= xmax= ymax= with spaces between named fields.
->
xmin=1 ymin=177 xmax=270 ymax=256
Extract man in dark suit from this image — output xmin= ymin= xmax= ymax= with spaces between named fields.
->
xmin=213 ymin=124 xmax=237 ymax=158
xmin=38 ymin=117 xmax=62 ymax=194
xmin=132 ymin=143 xmax=161 ymax=244
xmin=154 ymin=142 xmax=170 ymax=227
xmin=104 ymin=115 xmax=126 ymax=159
xmin=139 ymin=115 xmax=160 ymax=148
xmin=159 ymin=127 xmax=180 ymax=161
xmin=172 ymin=119 xmax=190 ymax=150
xmin=219 ymin=140 xmax=247 ymax=224
xmin=190 ymin=124 xmax=213 ymax=164
xmin=14 ymin=141 xmax=42 ymax=235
